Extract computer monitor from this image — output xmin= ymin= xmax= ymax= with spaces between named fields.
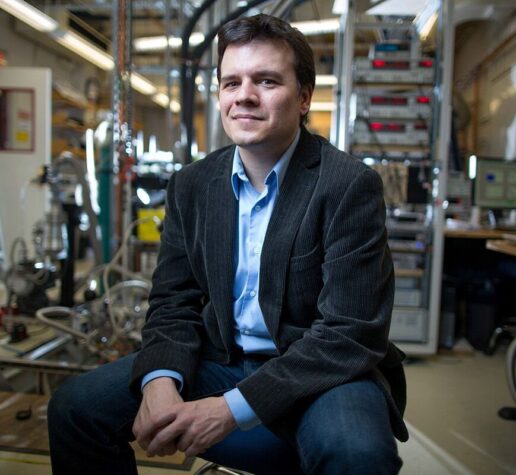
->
xmin=474 ymin=158 xmax=516 ymax=209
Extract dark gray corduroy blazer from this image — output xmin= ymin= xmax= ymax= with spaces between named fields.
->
xmin=131 ymin=127 xmax=409 ymax=442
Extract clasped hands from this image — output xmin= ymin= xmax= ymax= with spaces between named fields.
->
xmin=132 ymin=377 xmax=237 ymax=458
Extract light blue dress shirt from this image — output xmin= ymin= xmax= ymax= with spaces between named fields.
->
xmin=142 ymin=129 xmax=301 ymax=431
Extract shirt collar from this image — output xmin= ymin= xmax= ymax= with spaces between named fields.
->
xmin=231 ymin=128 xmax=301 ymax=200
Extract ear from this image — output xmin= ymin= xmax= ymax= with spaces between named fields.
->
xmin=299 ymin=85 xmax=313 ymax=117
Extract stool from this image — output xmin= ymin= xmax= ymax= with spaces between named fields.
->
xmin=193 ymin=424 xmax=302 ymax=475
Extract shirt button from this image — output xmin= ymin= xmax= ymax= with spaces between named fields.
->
xmin=243 ymin=330 xmax=250 ymax=335
xmin=255 ymin=205 xmax=261 ymax=211
xmin=250 ymin=290 xmax=257 ymax=297
xmin=253 ymin=247 xmax=260 ymax=255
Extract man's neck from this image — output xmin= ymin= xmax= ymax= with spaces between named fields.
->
xmin=237 ymin=134 xmax=298 ymax=192
xmin=238 ymin=150 xmax=278 ymax=192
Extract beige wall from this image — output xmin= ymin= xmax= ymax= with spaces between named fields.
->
xmin=0 ymin=12 xmax=105 ymax=100
xmin=454 ymin=14 xmax=516 ymax=159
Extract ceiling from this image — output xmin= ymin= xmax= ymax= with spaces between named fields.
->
xmin=3 ymin=0 xmax=515 ymax=106
xmin=35 ymin=0 xmax=341 ymax=73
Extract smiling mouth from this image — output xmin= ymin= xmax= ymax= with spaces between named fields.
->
xmin=232 ymin=114 xmax=263 ymax=120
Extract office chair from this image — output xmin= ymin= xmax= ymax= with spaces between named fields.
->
xmin=193 ymin=424 xmax=303 ymax=475
xmin=497 ymin=320 xmax=516 ymax=420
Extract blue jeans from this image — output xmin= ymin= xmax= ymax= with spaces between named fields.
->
xmin=48 ymin=353 xmax=401 ymax=475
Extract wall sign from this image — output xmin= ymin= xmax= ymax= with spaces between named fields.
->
xmin=0 ymin=88 xmax=35 ymax=152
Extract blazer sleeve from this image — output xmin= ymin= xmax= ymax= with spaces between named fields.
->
xmin=237 ymin=165 xmax=395 ymax=425
xmin=130 ymin=172 xmax=205 ymax=395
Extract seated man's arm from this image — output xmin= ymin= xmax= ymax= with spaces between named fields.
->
xmin=130 ymin=172 xmax=206 ymax=396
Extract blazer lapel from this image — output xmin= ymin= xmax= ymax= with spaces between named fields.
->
xmin=259 ymin=129 xmax=320 ymax=347
xmin=205 ymin=148 xmax=237 ymax=352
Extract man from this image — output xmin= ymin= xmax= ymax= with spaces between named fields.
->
xmin=48 ymin=13 xmax=408 ymax=475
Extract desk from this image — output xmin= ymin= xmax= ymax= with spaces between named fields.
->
xmin=486 ymin=234 xmax=516 ymax=257
xmin=444 ymin=228 xmax=515 ymax=239
xmin=442 ymin=229 xmax=516 ymax=351
xmin=486 ymin=240 xmax=516 ymax=257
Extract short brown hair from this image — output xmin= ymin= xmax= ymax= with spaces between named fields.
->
xmin=217 ymin=14 xmax=315 ymax=122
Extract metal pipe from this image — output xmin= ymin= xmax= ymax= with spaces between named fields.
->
xmin=0 ymin=356 xmax=97 ymax=375
xmin=428 ymin=0 xmax=455 ymax=354
xmin=165 ymin=0 xmax=174 ymax=152
xmin=331 ymin=5 xmax=355 ymax=151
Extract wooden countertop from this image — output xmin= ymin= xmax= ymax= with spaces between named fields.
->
xmin=444 ymin=228 xmax=516 ymax=239
xmin=486 ymin=239 xmax=516 ymax=257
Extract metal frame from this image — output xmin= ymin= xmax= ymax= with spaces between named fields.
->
xmin=331 ymin=1 xmax=455 ymax=355
xmin=400 ymin=0 xmax=454 ymax=355
xmin=194 ymin=462 xmax=246 ymax=475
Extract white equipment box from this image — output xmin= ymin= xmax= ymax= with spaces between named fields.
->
xmin=354 ymin=58 xmax=434 ymax=84
xmin=352 ymin=119 xmax=429 ymax=146
xmin=355 ymin=91 xmax=432 ymax=119
xmin=389 ymin=307 xmax=427 ymax=342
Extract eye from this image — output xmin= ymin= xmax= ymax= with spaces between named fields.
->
xmin=222 ymin=81 xmax=239 ymax=89
xmin=259 ymin=79 xmax=276 ymax=86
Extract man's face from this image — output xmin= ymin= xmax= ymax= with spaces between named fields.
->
xmin=218 ymin=39 xmax=312 ymax=158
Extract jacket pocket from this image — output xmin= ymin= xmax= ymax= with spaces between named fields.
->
xmin=289 ymin=243 xmax=322 ymax=272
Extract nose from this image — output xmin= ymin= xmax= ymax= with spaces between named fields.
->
xmin=235 ymin=79 xmax=258 ymax=105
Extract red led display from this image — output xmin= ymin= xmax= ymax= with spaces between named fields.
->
xmin=368 ymin=122 xmax=406 ymax=132
xmin=416 ymin=96 xmax=431 ymax=104
xmin=370 ymin=96 xmax=408 ymax=106
xmin=419 ymin=60 xmax=433 ymax=68
xmin=371 ymin=60 xmax=409 ymax=70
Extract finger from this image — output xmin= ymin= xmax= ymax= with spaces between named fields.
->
xmin=133 ymin=414 xmax=151 ymax=450
xmin=161 ymin=443 xmax=178 ymax=456
xmin=148 ymin=439 xmax=177 ymax=458
xmin=176 ymin=433 xmax=194 ymax=453
xmin=135 ymin=411 xmax=178 ymax=450
xmin=184 ymin=443 xmax=206 ymax=458
xmin=146 ymin=424 xmax=182 ymax=457
xmin=134 ymin=422 xmax=153 ymax=451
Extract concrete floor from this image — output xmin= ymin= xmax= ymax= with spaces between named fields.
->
xmin=403 ymin=348 xmax=516 ymax=475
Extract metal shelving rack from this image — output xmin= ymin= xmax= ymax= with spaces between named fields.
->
xmin=330 ymin=0 xmax=455 ymax=355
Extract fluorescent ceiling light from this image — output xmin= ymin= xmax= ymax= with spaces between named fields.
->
xmin=134 ymin=32 xmax=205 ymax=52
xmin=414 ymin=0 xmax=439 ymax=39
xmin=152 ymin=93 xmax=170 ymax=108
xmin=135 ymin=36 xmax=168 ymax=51
xmin=1 ymin=0 xmax=163 ymax=100
xmin=310 ymin=102 xmax=336 ymax=112
xmin=419 ymin=11 xmax=437 ymax=40
xmin=134 ymin=19 xmax=341 ymax=54
xmin=152 ymin=93 xmax=181 ymax=112
xmin=291 ymin=19 xmax=340 ymax=35
xmin=170 ymin=100 xmax=181 ymax=113
xmin=0 ymin=0 xmax=58 ymax=32
xmin=332 ymin=0 xmax=348 ymax=15
xmin=367 ymin=0 xmax=427 ymax=16
xmin=316 ymin=75 xmax=337 ymax=86
xmin=131 ymin=73 xmax=157 ymax=96
xmin=53 ymin=30 xmax=114 ymax=70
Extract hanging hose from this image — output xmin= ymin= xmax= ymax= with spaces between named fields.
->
xmin=53 ymin=153 xmax=103 ymax=265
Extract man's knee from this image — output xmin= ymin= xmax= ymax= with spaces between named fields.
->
xmin=48 ymin=376 xmax=89 ymax=429
xmin=296 ymin=380 xmax=401 ymax=474
xmin=301 ymin=431 xmax=401 ymax=475
xmin=340 ymin=435 xmax=401 ymax=474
